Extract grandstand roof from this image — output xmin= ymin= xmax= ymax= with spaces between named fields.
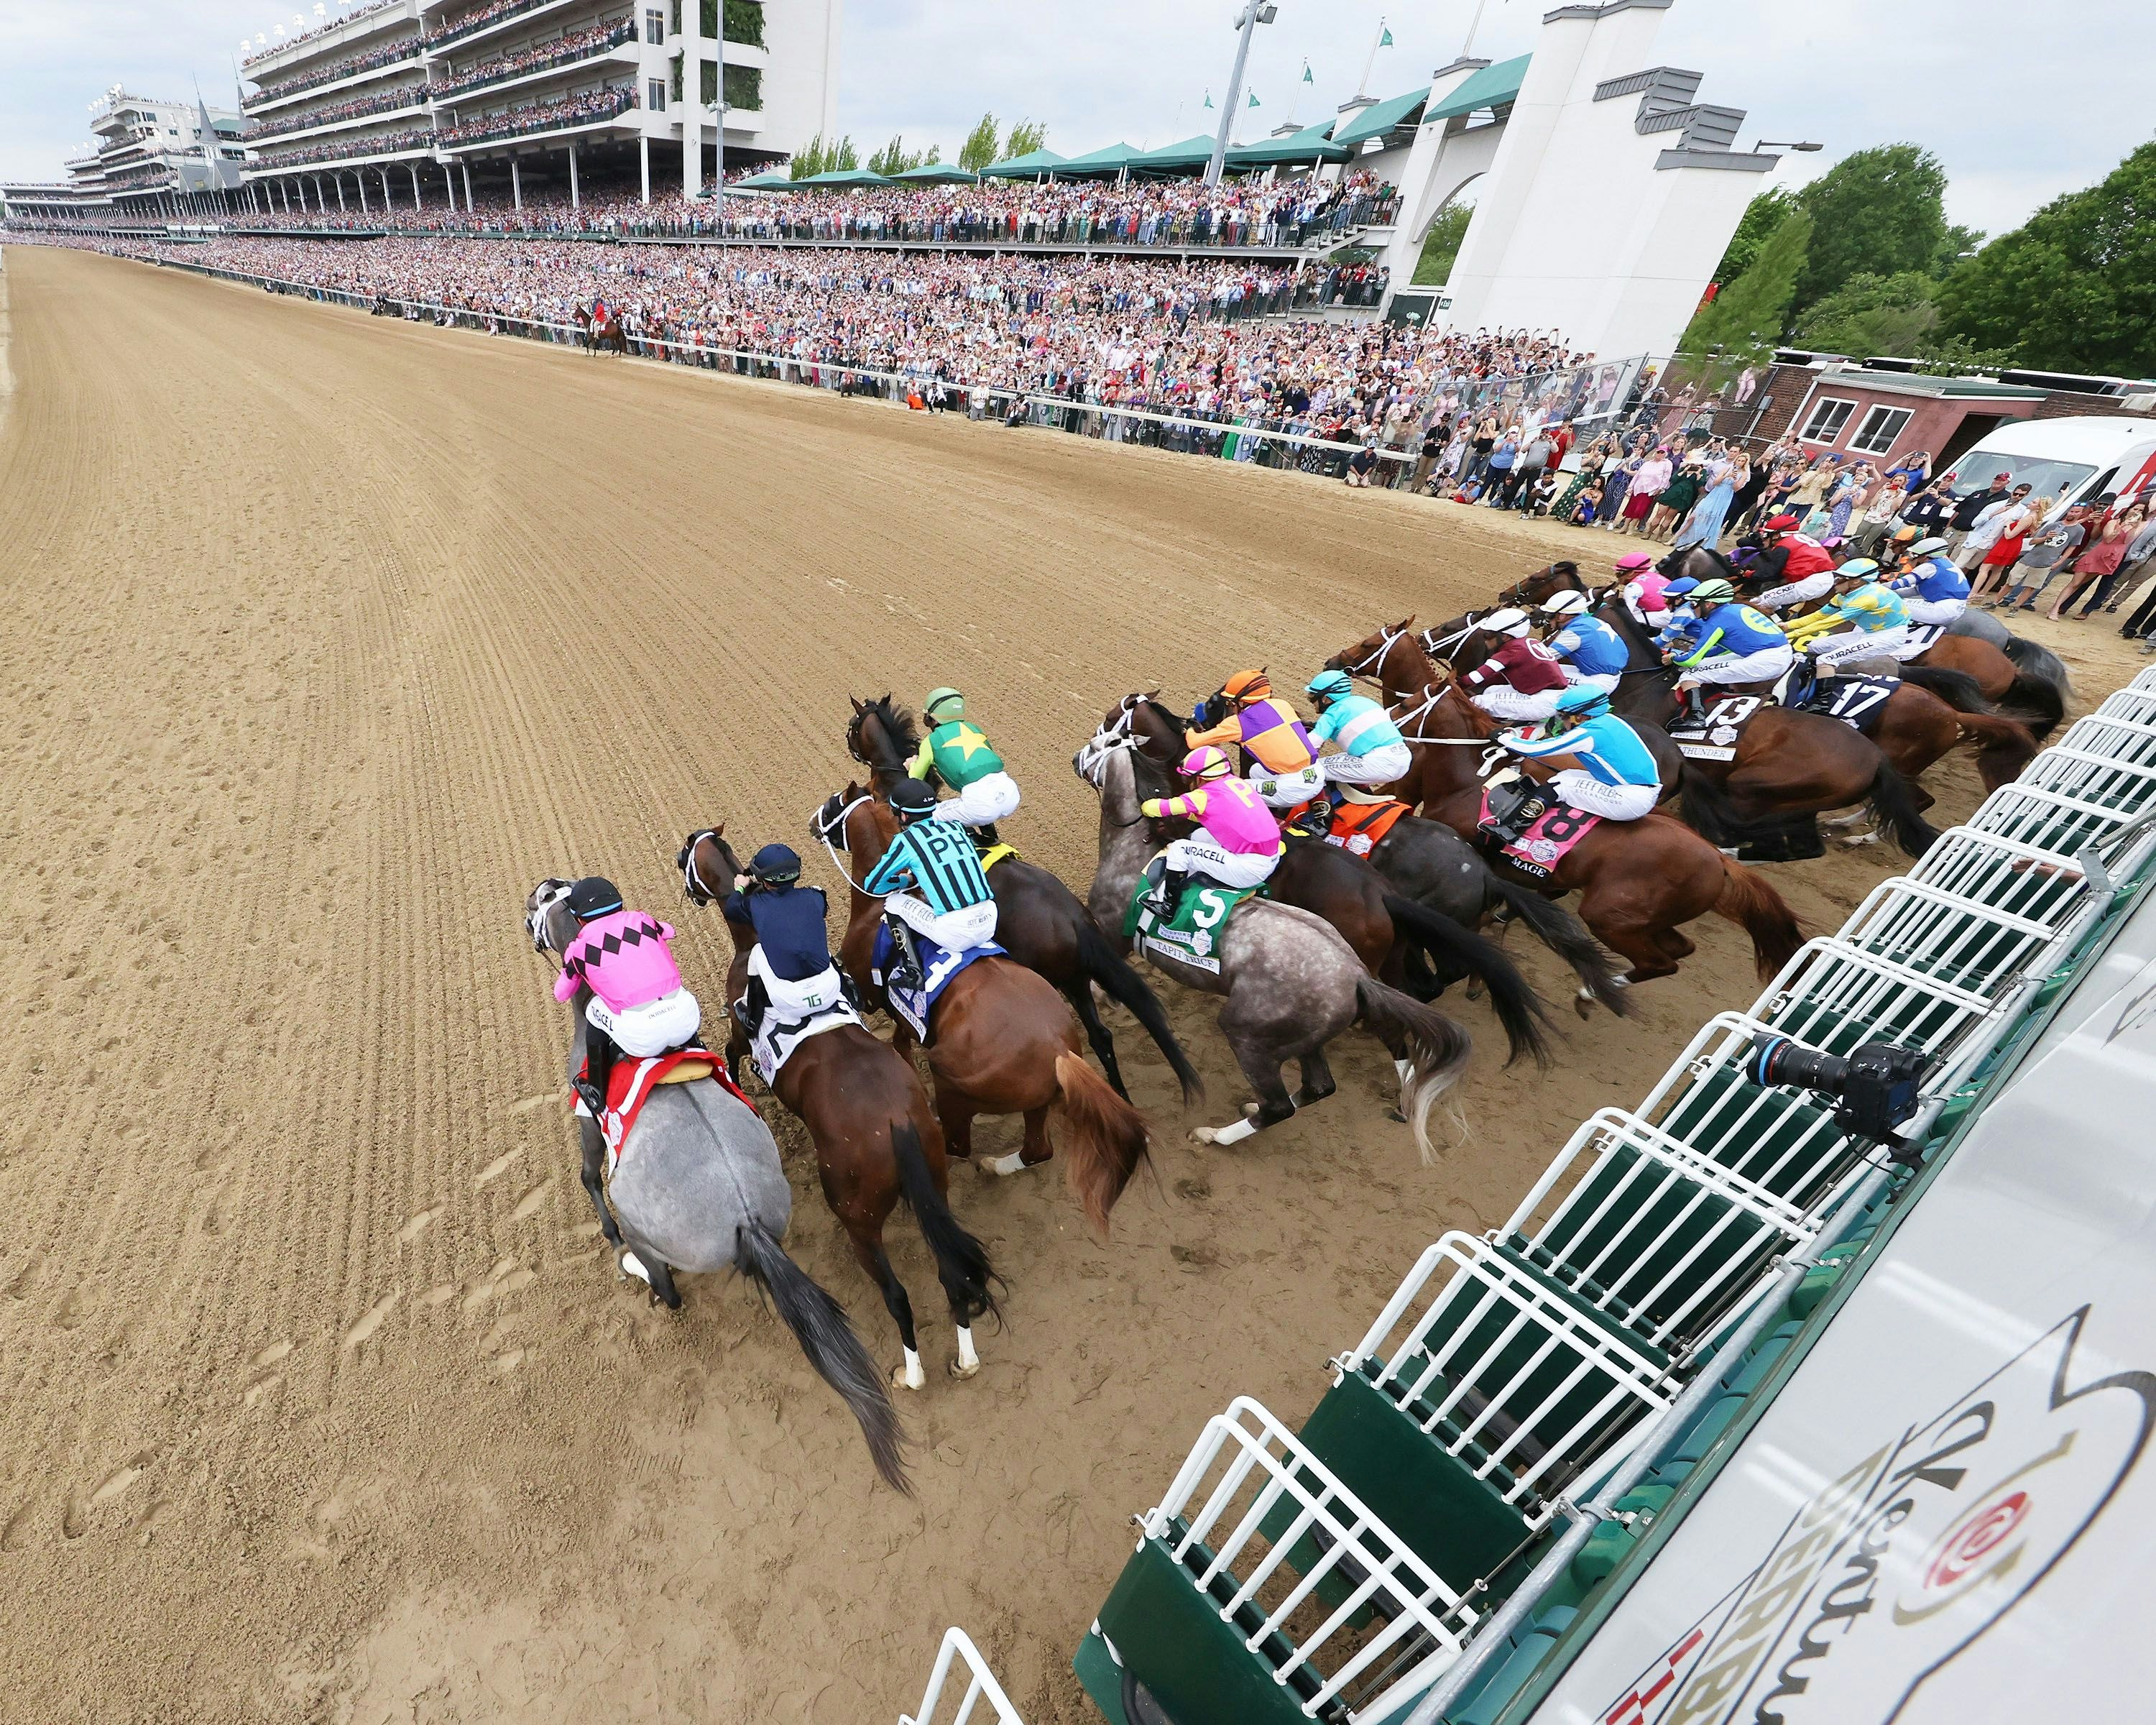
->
xmin=1055 ymin=142 xmax=1145 ymax=176
xmin=1331 ymin=88 xmax=1429 ymax=149
xmin=1427 ymin=53 xmax=1532 ymax=122
xmin=796 ymin=167 xmax=893 ymax=186
xmin=1127 ymin=133 xmax=1221 ymax=172
xmin=736 ymin=169 xmax=796 ymax=188
xmin=1225 ymin=120 xmax=1350 ymax=167
xmin=981 ymin=147 xmax=1067 ymax=179
xmin=889 ymin=163 xmax=980 ymax=184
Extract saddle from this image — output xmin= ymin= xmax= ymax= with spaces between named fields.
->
xmin=1318 ymin=796 xmax=1410 ymax=857
xmin=572 ymin=1047 xmax=752 ymax=1174
xmin=1124 ymin=857 xmax=1258 ymax=976
xmin=1475 ymin=781 xmax=1600 ymax=883
xmin=1667 ymin=693 xmax=1766 ymax=761
xmin=869 ymin=926 xmax=1005 ymax=1042
xmin=1796 ymin=673 xmax=1899 ymax=736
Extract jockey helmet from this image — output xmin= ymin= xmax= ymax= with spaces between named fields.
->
xmin=566 ymin=877 xmax=624 ymax=921
xmin=1662 ymin=576 xmax=1700 ymax=598
xmin=1911 ymin=536 xmax=1950 ymax=558
xmin=1835 ymin=557 xmax=1881 ymax=581
xmin=1552 ymin=683 xmax=1612 ymax=719
xmin=1759 ymin=513 xmax=1801 ymax=534
xmin=1179 ymin=745 xmax=1234 ymax=782
xmin=1892 ymin=525 xmax=1920 ymax=543
xmin=1304 ymin=668 xmax=1354 ymax=706
xmin=889 ymin=778 xmax=939 ymax=819
xmin=1480 ymin=607 xmax=1535 ymax=638
xmin=1614 ymin=551 xmax=1655 ymax=573
xmin=750 ymin=843 xmax=801 ymax=886
xmin=1539 ymin=591 xmax=1591 ymax=618
xmin=1689 ymin=579 xmax=1736 ymax=604
xmin=923 ymin=687 xmax=965 ymax=722
xmin=1223 ymin=668 xmax=1271 ymax=704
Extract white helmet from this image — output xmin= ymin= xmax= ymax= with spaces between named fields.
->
xmin=1539 ymin=591 xmax=1591 ymax=619
xmin=1911 ymin=536 xmax=1950 ymax=558
xmin=1480 ymin=607 xmax=1534 ymax=638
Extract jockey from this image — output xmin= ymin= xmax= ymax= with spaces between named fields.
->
xmin=910 ymin=687 xmax=1020 ymax=842
xmin=1539 ymin=591 xmax=1630 ymax=694
xmin=554 ymin=876 xmax=703 ymax=1120
xmin=1456 ymin=610 xmax=1570 ymax=724
xmin=1663 ymin=579 xmax=1795 ymax=722
xmin=1889 ymin=536 xmax=1971 ymax=626
xmin=1487 ymin=684 xmax=1663 ymax=840
xmin=722 ymin=843 xmax=842 ymax=1039
xmin=1300 ymin=668 xmax=1411 ymax=822
xmin=1793 ymin=558 xmax=1912 ymax=672
xmin=1139 ymin=745 xmax=1285 ymax=921
xmin=1184 ymin=668 xmax=1325 ymax=809
xmin=1746 ymin=514 xmax=1841 ymax=613
xmin=862 ymin=777 xmax=999 ymax=993
xmin=1616 ymin=552 xmax=1673 ymax=629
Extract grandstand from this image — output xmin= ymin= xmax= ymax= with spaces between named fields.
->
xmin=0 ymin=90 xmax=244 ymax=222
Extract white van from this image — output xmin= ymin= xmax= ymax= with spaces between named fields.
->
xmin=1942 ymin=415 xmax=2156 ymax=512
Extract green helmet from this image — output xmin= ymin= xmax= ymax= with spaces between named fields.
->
xmin=1689 ymin=578 xmax=1736 ymax=604
xmin=1305 ymin=668 xmax=1354 ymax=705
xmin=923 ymin=686 xmax=965 ymax=722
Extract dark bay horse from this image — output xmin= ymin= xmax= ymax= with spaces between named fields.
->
xmin=813 ymin=783 xmax=1152 ymax=1232
xmin=846 ymin=697 xmax=1201 ymax=1106
xmin=678 ymin=828 xmax=999 ymax=1390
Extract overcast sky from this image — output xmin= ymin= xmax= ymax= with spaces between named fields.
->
xmin=7 ymin=0 xmax=2151 ymax=239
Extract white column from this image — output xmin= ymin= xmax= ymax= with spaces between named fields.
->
xmin=568 ymin=140 xmax=580 ymax=210
xmin=382 ymin=167 xmax=392 ymax=209
xmin=443 ymin=165 xmax=456 ymax=211
xmin=681 ymin=1 xmax=705 ymax=198
xmin=410 ymin=165 xmax=422 ymax=208
xmin=358 ymin=170 xmax=368 ymax=214
xmin=640 ymin=134 xmax=650 ymax=204
xmin=511 ymin=157 xmax=522 ymax=210
xmin=462 ymin=162 xmax=474 ymax=208
xmin=336 ymin=175 xmax=346 ymax=211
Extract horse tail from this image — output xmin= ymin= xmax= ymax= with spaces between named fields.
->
xmin=1075 ymin=916 xmax=1204 ymax=1105
xmin=1714 ymin=857 xmax=1806 ymax=980
xmin=1678 ymin=765 xmax=1744 ymax=848
xmin=1381 ymin=893 xmax=1553 ymax=1067
xmin=1353 ymin=977 xmax=1473 ymax=1167
xmin=2000 ymin=668 xmax=2065 ymax=742
xmin=2001 ymin=633 xmax=2073 ymax=703
xmin=1051 ymin=1051 xmax=1153 ymax=1235
xmin=1950 ymin=709 xmax=2040 ymax=791
xmin=1485 ymin=876 xmax=1633 ymax=1017
xmin=1895 ymin=663 xmax=1991 ymax=713
xmin=734 ymin=1220 xmax=910 ymax=1494
xmin=1868 ymin=759 xmax=1941 ymax=858
xmin=889 ymin=1121 xmax=1000 ymax=1329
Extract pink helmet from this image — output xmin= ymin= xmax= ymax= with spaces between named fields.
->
xmin=1179 ymin=745 xmax=1233 ymax=781
xmin=1614 ymin=551 xmax=1654 ymax=573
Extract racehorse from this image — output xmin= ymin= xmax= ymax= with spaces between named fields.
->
xmin=524 ymin=880 xmax=907 ymax=1491
xmin=811 ymin=784 xmax=1152 ymax=1231
xmin=1318 ymin=636 xmax=1806 ymax=993
xmin=678 ymin=827 xmax=1000 ymax=1391
xmin=1104 ymin=691 xmax=1625 ymax=1021
xmin=1074 ymin=731 xmax=1476 ymax=1160
xmin=845 ymin=697 xmax=1202 ymax=1107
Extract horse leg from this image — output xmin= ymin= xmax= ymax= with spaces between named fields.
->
xmin=1193 ymin=1016 xmax=1298 ymax=1146
xmin=848 ymin=1230 xmax=926 ymax=1392
xmin=617 ymin=1228 xmax=681 ymax=1310
xmin=1067 ymin=981 xmax=1130 ymax=1101
xmin=987 ymin=1106 xmax=1053 ymax=1178
xmin=933 ymin=1075 xmax=977 ymax=1161
xmin=1294 ymin=1050 xmax=1337 ymax=1110
xmin=578 ymin=1118 xmax=622 ymax=1248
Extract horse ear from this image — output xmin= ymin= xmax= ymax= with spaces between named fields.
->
xmin=849 ymin=696 xmax=865 ymax=715
xmin=1398 ymin=615 xmax=1416 ymax=631
xmin=713 ymin=822 xmax=724 ymax=838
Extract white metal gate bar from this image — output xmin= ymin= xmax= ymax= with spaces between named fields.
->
xmin=1759 ymin=937 xmax=1999 ymax=1061
xmin=2056 ymin=714 xmax=2156 ymax=770
xmin=1833 ymin=877 xmax=2065 ymax=995
xmin=1964 ymin=781 xmax=2144 ymax=862
xmin=1908 ymin=826 xmax=2104 ymax=926
xmin=2134 ymin=666 xmax=2156 ymax=692
xmin=2096 ymin=687 xmax=2156 ymax=729
xmin=900 ymin=1628 xmax=1026 ymax=1725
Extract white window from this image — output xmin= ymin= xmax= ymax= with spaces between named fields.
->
xmin=646 ymin=78 xmax=666 ymax=111
xmin=1799 ymin=397 xmax=1856 ymax=445
xmin=1848 ymin=405 xmax=1914 ymax=456
xmin=645 ymin=6 xmax=665 ymax=42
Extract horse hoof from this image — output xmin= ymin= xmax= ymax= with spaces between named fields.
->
xmin=891 ymin=1353 xmax=927 ymax=1392
xmin=1386 ymin=1107 xmax=1407 ymax=1125
xmin=1574 ymin=990 xmax=1598 ymax=1021
xmin=617 ymin=1249 xmax=653 ymax=1287
xmin=948 ymin=1356 xmax=982 ymax=1381
xmin=1241 ymin=1101 xmax=1262 ymax=1118
xmin=985 ymin=1151 xmax=1034 ymax=1177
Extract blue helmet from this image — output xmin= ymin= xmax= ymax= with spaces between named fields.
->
xmin=1553 ymin=683 xmax=1611 ymax=718
xmin=1662 ymin=576 xmax=1700 ymax=598
xmin=750 ymin=843 xmax=801 ymax=886
xmin=1306 ymin=668 xmax=1355 ymax=704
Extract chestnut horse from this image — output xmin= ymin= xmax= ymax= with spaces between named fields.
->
xmin=1325 ymin=627 xmax=1805 ymax=993
xmin=678 ymin=827 xmax=999 ymax=1391
xmin=811 ymin=783 xmax=1151 ymax=1231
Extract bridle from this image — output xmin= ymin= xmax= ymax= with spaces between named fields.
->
xmin=679 ymin=829 xmax=724 ymax=905
xmin=1342 ymin=624 xmax=1409 ymax=677
xmin=810 ymin=791 xmax=894 ymax=895
xmin=1074 ymin=723 xmax=1155 ymax=829
xmin=526 ymin=879 xmax=573 ymax=954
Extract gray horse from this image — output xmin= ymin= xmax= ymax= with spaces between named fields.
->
xmin=1073 ymin=735 xmax=1473 ymax=1162
xmin=524 ymin=881 xmax=907 ymax=1491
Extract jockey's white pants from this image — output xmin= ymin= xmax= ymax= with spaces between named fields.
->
xmin=1164 ymin=837 xmax=1280 ymax=891
xmin=1473 ymin=686 xmax=1565 ymax=724
xmin=929 ymin=770 xmax=1020 ymax=827
xmin=1902 ymin=597 xmax=1967 ymax=627
xmin=1808 ymin=627 xmax=1908 ymax=671
xmin=745 ymin=945 xmax=845 ymax=1016
xmin=1550 ymin=773 xmax=1659 ymax=822
xmin=1247 ymin=760 xmax=1325 ymax=807
xmin=1684 ymin=645 xmax=1795 ymax=686
xmin=1560 ymin=667 xmax=1624 ymax=694
xmin=1752 ymin=573 xmax=1835 ymax=612
xmin=588 ymin=988 xmax=702 ymax=1058
xmin=885 ymin=893 xmax=999 ymax=952
xmin=1319 ymin=742 xmax=1412 ymax=788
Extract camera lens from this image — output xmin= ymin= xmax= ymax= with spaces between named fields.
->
xmin=1747 ymin=1036 xmax=1851 ymax=1098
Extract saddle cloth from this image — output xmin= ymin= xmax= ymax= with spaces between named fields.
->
xmin=1124 ymin=875 xmax=1258 ymax=976
xmin=1322 ymin=796 xmax=1411 ymax=857
xmin=571 ymin=1046 xmax=754 ymax=1174
xmin=1477 ymin=789 xmax=1601 ymax=883
xmin=1667 ymin=693 xmax=1766 ymax=762
xmin=1799 ymin=673 xmax=1900 ymax=737
xmin=975 ymin=840 xmax=1018 ymax=872
xmin=1898 ymin=622 xmax=1947 ymax=657
xmin=870 ymin=926 xmax=1006 ymax=1041
xmin=739 ymin=959 xmax=862 ymax=1087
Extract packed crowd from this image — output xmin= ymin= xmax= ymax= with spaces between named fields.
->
xmin=242 ymin=0 xmax=401 ymax=70
xmin=247 ymin=83 xmax=429 ymax=143
xmin=431 ymin=19 xmax=637 ymax=101
xmin=434 ymin=86 xmax=639 ymax=150
xmin=430 ymin=0 xmax=556 ymax=50
xmin=245 ymin=32 xmax=425 ymax=105
xmin=251 ymin=125 xmax=438 ymax=171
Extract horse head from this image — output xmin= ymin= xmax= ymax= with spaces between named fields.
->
xmin=524 ymin=878 xmax=576 ymax=956
xmin=845 ymin=695 xmax=918 ymax=785
xmin=677 ymin=824 xmax=737 ymax=906
xmin=1497 ymin=561 xmax=1583 ymax=607
xmin=1326 ymin=617 xmax=1417 ymax=684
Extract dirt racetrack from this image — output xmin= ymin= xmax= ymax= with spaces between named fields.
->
xmin=0 ymin=242 xmax=2139 ymax=1722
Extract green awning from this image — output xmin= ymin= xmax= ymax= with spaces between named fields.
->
xmin=1426 ymin=53 xmax=1531 ymax=122
xmin=1054 ymin=142 xmax=1145 ymax=175
xmin=888 ymin=164 xmax=980 ymax=184
xmin=980 ymin=148 xmax=1068 ymax=179
xmin=1225 ymin=121 xmax=1349 ymax=168
xmin=793 ymin=167 xmax=895 ymax=186
xmin=736 ymin=169 xmax=796 ymax=188
xmin=1126 ymin=132 xmax=1222 ymax=172
xmin=1331 ymin=88 xmax=1428 ymax=149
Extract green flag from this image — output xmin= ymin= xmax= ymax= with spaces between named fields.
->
xmin=1302 ymin=61 xmax=1314 ymax=84
xmin=1380 ymin=25 xmax=1394 ymax=46
xmin=1202 ymin=90 xmax=1213 ymax=109
xmin=1248 ymin=91 xmax=1261 ymax=108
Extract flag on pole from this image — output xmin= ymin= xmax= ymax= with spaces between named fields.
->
xmin=1379 ymin=24 xmax=1394 ymax=46
xmin=1203 ymin=89 xmax=1214 ymax=109
xmin=1248 ymin=91 xmax=1261 ymax=108
xmin=1302 ymin=60 xmax=1314 ymax=84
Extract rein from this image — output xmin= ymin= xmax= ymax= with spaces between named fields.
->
xmin=1342 ymin=625 xmax=1408 ymax=676
xmin=811 ymin=792 xmax=894 ymax=897
xmin=1389 ymin=682 xmax=1499 ymax=748
xmin=681 ymin=829 xmax=724 ymax=904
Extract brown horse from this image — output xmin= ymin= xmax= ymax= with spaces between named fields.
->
xmin=845 ymin=697 xmax=1202 ymax=1107
xmin=678 ymin=827 xmax=1000 ymax=1389
xmin=1325 ymin=628 xmax=1805 ymax=993
xmin=811 ymin=784 xmax=1151 ymax=1231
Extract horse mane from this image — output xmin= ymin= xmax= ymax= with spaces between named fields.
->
xmin=851 ymin=695 xmax=920 ymax=770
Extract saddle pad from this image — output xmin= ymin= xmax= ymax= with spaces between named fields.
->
xmin=976 ymin=841 xmax=1019 ymax=873
xmin=1478 ymin=791 xmax=1601 ymax=883
xmin=1323 ymin=797 xmax=1410 ymax=857
xmin=571 ymin=1046 xmax=755 ymax=1174
xmin=870 ymin=926 xmax=1006 ymax=1042
xmin=1902 ymin=622 xmax=1946 ymax=655
xmin=1669 ymin=692 xmax=1765 ymax=762
xmin=1124 ymin=873 xmax=1257 ymax=975
xmin=746 ymin=1001 xmax=862 ymax=1089
xmin=1801 ymin=674 xmax=1899 ymax=737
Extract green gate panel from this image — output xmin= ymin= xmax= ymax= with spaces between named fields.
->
xmin=1095 ymin=1537 xmax=1317 ymax=1725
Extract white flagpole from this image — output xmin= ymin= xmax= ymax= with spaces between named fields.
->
xmin=1355 ymin=17 xmax=1386 ymax=100
xmin=1462 ymin=0 xmax=1495 ymax=60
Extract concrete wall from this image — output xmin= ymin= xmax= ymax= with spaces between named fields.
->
xmin=757 ymin=0 xmax=840 ymax=158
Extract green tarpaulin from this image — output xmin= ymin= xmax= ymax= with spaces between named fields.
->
xmin=793 ymin=167 xmax=895 ymax=187
xmin=1225 ymin=121 xmax=1349 ymax=168
xmin=1054 ymin=142 xmax=1145 ymax=176
xmin=1426 ymin=54 xmax=1531 ymax=123
xmin=980 ymin=148 xmax=1068 ymax=179
xmin=1331 ymin=88 xmax=1428 ymax=150
xmin=888 ymin=164 xmax=980 ymax=184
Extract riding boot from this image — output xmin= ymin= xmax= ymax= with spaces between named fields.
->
xmin=885 ymin=916 xmax=926 ymax=993
xmin=1147 ymin=866 xmax=1189 ymax=923
xmin=1679 ymin=684 xmax=1708 ymax=725
xmin=579 ymin=1029 xmax=618 ymax=1122
xmin=734 ymin=973 xmax=770 ymax=1040
xmin=970 ymin=822 xmax=1002 ymax=849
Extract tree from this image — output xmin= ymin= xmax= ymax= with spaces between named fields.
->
xmin=1789 ymin=144 xmax=1949 ymax=319
xmin=1003 ymin=119 xmax=1048 ymax=160
xmin=867 ymin=134 xmax=931 ymax=176
xmin=1713 ymin=187 xmax=1798 ymax=287
xmin=957 ymin=112 xmax=1000 ymax=172
xmin=1681 ymin=209 xmax=1813 ymax=360
xmin=789 ymin=134 xmax=858 ymax=178
xmin=1411 ymin=201 xmax=1473 ymax=286
xmin=1792 ymin=270 xmax=1940 ymax=357
xmin=1936 ymin=142 xmax=2156 ymax=377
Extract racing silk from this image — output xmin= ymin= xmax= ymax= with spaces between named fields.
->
xmin=1460 ymin=636 xmax=1568 ymax=695
xmin=720 ymin=883 xmax=832 ymax=982
xmin=1623 ymin=573 xmax=1672 ymax=617
xmin=911 ymin=719 xmax=1005 ymax=790
xmin=554 ymin=910 xmax=686 ymax=1011
xmin=1309 ymin=693 xmax=1406 ymax=757
xmin=1894 ymin=555 xmax=1970 ymax=603
xmin=1141 ymin=778 xmax=1285 ymax=857
xmin=1818 ymin=581 xmax=1909 ymax=632
xmin=1549 ymin=614 xmax=1631 ymax=677
xmin=1186 ymin=696 xmax=1317 ymax=773
xmin=862 ymin=819 xmax=995 ymax=915
xmin=1502 ymin=713 xmax=1662 ymax=789
xmin=1751 ymin=533 xmax=1838 ymax=586
xmin=1669 ymin=603 xmax=1787 ymax=668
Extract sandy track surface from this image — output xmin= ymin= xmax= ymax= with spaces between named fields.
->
xmin=0 ymin=243 xmax=2137 ymax=1722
